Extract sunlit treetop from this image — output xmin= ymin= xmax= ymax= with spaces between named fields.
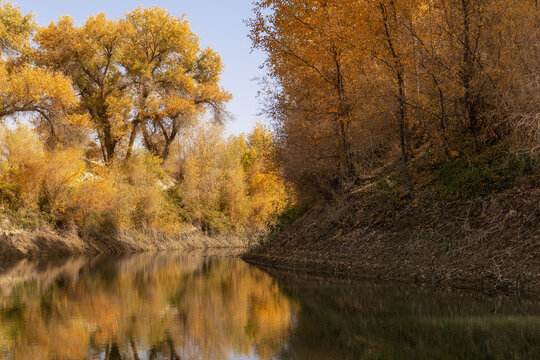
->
xmin=33 ymin=6 xmax=231 ymax=162
xmin=0 ymin=0 xmax=34 ymax=56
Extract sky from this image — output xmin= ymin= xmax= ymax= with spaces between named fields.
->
xmin=15 ymin=0 xmax=268 ymax=135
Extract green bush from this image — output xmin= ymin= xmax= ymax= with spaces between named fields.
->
xmin=200 ymin=207 xmax=231 ymax=235
xmin=266 ymin=203 xmax=305 ymax=238
xmin=435 ymin=150 xmax=535 ymax=200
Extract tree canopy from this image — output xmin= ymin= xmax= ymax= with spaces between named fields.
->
xmin=0 ymin=2 xmax=288 ymax=236
xmin=250 ymin=0 xmax=539 ymax=198
xmin=32 ymin=6 xmax=231 ymax=162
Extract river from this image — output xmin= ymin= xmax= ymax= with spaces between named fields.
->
xmin=0 ymin=251 xmax=538 ymax=359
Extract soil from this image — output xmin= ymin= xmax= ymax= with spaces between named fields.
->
xmin=243 ymin=175 xmax=540 ymax=295
xmin=0 ymin=226 xmax=252 ymax=261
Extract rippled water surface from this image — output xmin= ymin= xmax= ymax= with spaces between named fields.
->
xmin=0 ymin=251 xmax=538 ymax=359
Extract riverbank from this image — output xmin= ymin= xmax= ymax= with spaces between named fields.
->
xmin=0 ymin=223 xmax=252 ymax=260
xmin=243 ymin=166 xmax=540 ymax=295
xmin=2 ymin=152 xmax=538 ymax=296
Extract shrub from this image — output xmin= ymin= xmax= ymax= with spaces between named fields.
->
xmin=434 ymin=146 xmax=535 ymax=200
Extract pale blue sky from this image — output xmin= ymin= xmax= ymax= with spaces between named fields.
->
xmin=15 ymin=0 xmax=266 ymax=135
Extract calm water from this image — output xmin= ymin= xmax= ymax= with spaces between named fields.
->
xmin=0 ymin=251 xmax=538 ymax=360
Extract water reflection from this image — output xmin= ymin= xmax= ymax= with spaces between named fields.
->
xmin=273 ymin=273 xmax=540 ymax=359
xmin=0 ymin=252 xmax=297 ymax=360
xmin=0 ymin=252 xmax=538 ymax=359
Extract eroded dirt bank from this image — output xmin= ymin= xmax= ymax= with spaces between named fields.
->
xmin=0 ymin=227 xmax=251 ymax=261
xmin=244 ymin=181 xmax=540 ymax=295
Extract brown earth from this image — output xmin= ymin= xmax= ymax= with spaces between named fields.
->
xmin=244 ymin=175 xmax=540 ymax=296
xmin=0 ymin=226 xmax=252 ymax=261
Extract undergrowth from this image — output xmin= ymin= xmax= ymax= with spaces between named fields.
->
xmin=433 ymin=146 xmax=535 ymax=200
xmin=265 ymin=203 xmax=306 ymax=241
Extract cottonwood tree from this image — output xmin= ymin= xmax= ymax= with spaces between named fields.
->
xmin=0 ymin=0 xmax=32 ymax=54
xmin=122 ymin=6 xmax=231 ymax=161
xmin=34 ymin=7 xmax=230 ymax=163
xmin=368 ymin=0 xmax=419 ymax=192
xmin=0 ymin=1 xmax=86 ymax=147
xmin=34 ymin=15 xmax=131 ymax=161
xmin=250 ymin=0 xmax=390 ymax=194
xmin=250 ymin=0 xmax=538 ymax=201
xmin=403 ymin=0 xmax=538 ymax=151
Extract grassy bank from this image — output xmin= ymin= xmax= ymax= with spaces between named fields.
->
xmin=244 ymin=151 xmax=540 ymax=295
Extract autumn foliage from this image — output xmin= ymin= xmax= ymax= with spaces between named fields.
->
xmin=0 ymin=1 xmax=288 ymax=236
xmin=1 ymin=0 xmax=537 ymax=238
xmin=249 ymin=0 xmax=539 ymax=199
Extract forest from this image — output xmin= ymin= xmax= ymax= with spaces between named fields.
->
xmin=0 ymin=0 xmax=538 ymax=251
xmin=243 ymin=0 xmax=539 ymax=294
xmin=0 ymin=1 xmax=288 ymax=243
xmin=249 ymin=0 xmax=538 ymax=201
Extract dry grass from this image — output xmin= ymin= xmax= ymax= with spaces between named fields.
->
xmin=245 ymin=165 xmax=540 ymax=295
xmin=0 ymin=221 xmax=256 ymax=261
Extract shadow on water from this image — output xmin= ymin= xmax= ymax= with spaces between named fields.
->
xmin=0 ymin=251 xmax=538 ymax=359
xmin=266 ymin=270 xmax=540 ymax=360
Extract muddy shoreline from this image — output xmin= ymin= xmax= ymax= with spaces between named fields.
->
xmin=244 ymin=254 xmax=539 ymax=297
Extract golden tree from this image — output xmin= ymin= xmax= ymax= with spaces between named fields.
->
xmin=250 ymin=0 xmax=539 ymax=199
xmin=122 ymin=6 xmax=231 ymax=161
xmin=34 ymin=7 xmax=230 ymax=163
xmin=0 ymin=1 xmax=86 ymax=147
xmin=35 ymin=14 xmax=132 ymax=161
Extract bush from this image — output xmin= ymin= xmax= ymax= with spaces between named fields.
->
xmin=434 ymin=147 xmax=535 ymax=200
xmin=266 ymin=203 xmax=305 ymax=238
xmin=0 ymin=182 xmax=21 ymax=209
xmin=0 ymin=123 xmax=292 ymax=237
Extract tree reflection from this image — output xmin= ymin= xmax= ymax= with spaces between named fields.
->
xmin=271 ymin=273 xmax=540 ymax=360
xmin=1 ymin=254 xmax=538 ymax=360
xmin=0 ymin=252 xmax=297 ymax=360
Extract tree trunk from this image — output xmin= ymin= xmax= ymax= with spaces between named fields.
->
xmin=332 ymin=46 xmax=355 ymax=187
xmin=161 ymin=138 xmax=174 ymax=162
xmin=396 ymin=70 xmax=414 ymax=194
xmin=126 ymin=87 xmax=149 ymax=161
xmin=102 ymin=122 xmax=118 ymax=163
xmin=461 ymin=0 xmax=478 ymax=145
xmin=431 ymin=74 xmax=451 ymax=156
xmin=130 ymin=337 xmax=141 ymax=360
xmin=379 ymin=1 xmax=414 ymax=194
xmin=125 ymin=120 xmax=139 ymax=161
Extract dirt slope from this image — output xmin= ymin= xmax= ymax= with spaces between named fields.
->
xmin=244 ymin=176 xmax=540 ymax=295
xmin=0 ymin=226 xmax=251 ymax=260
